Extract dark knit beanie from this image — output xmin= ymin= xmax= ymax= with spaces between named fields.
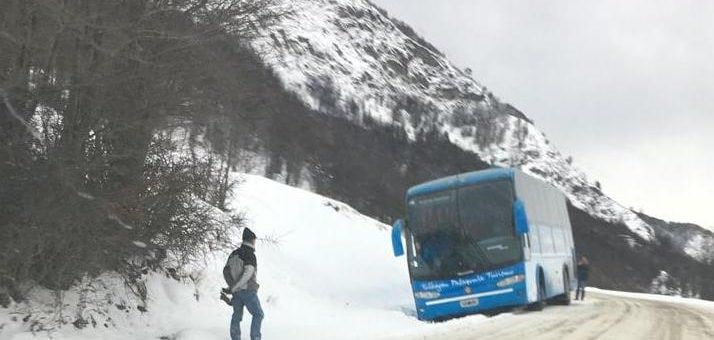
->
xmin=242 ymin=227 xmax=257 ymax=242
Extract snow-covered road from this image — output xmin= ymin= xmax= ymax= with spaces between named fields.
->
xmin=389 ymin=289 xmax=714 ymax=340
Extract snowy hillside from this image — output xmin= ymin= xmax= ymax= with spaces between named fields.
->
xmin=247 ymin=0 xmax=714 ymax=260
xmin=250 ymin=0 xmax=662 ymax=243
xmin=640 ymin=214 xmax=714 ymax=264
xmin=3 ymin=175 xmax=713 ymax=339
xmin=0 ymin=174 xmax=477 ymax=339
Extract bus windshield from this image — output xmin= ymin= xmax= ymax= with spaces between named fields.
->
xmin=406 ymin=180 xmax=522 ymax=280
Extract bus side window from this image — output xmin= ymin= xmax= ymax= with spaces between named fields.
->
xmin=553 ymin=227 xmax=565 ymax=254
xmin=530 ymin=226 xmax=541 ymax=255
xmin=540 ymin=225 xmax=553 ymax=254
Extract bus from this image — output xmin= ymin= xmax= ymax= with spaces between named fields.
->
xmin=391 ymin=168 xmax=576 ymax=321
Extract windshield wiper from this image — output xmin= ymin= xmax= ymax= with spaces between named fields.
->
xmin=460 ymin=235 xmax=491 ymax=269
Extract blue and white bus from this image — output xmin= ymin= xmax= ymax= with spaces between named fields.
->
xmin=391 ymin=168 xmax=576 ymax=321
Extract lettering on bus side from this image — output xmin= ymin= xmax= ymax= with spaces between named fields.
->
xmin=417 ymin=268 xmax=518 ymax=290
xmin=450 ymin=276 xmax=486 ymax=287
xmin=419 ymin=282 xmax=450 ymax=290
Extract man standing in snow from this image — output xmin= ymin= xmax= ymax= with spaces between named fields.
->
xmin=575 ymin=256 xmax=590 ymax=301
xmin=224 ymin=228 xmax=263 ymax=340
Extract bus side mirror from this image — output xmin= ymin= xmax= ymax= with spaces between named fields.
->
xmin=514 ymin=199 xmax=529 ymax=234
xmin=392 ymin=219 xmax=405 ymax=257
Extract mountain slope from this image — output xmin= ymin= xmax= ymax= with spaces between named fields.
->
xmin=0 ymin=174 xmax=429 ymax=339
xmin=251 ymin=0 xmax=655 ymax=241
xmin=248 ymin=0 xmax=714 ymax=260
xmin=640 ymin=214 xmax=714 ymax=264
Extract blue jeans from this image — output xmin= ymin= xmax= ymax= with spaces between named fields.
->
xmin=230 ymin=290 xmax=264 ymax=340
xmin=576 ymin=280 xmax=587 ymax=300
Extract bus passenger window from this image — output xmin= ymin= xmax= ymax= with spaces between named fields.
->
xmin=530 ymin=228 xmax=541 ymax=254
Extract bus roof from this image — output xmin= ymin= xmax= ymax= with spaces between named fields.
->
xmin=406 ymin=168 xmax=516 ymax=198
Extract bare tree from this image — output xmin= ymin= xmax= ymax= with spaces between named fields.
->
xmin=0 ymin=0 xmax=279 ymax=303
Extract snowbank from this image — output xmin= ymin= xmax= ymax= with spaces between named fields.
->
xmin=589 ymin=288 xmax=714 ymax=312
xmin=0 ymin=174 xmax=487 ymax=339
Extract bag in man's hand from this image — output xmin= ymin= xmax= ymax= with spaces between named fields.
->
xmin=219 ymin=289 xmax=232 ymax=306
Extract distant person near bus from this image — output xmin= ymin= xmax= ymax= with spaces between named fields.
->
xmin=575 ymin=256 xmax=590 ymax=300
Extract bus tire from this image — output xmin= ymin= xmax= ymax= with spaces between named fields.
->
xmin=526 ymin=276 xmax=546 ymax=311
xmin=552 ymin=270 xmax=571 ymax=305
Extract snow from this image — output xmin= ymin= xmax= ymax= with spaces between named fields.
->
xmin=249 ymin=0 xmax=664 ymax=245
xmin=2 ymin=175 xmax=713 ymax=339
xmin=649 ymin=270 xmax=683 ymax=296
xmin=387 ymin=288 xmax=714 ymax=339
xmin=683 ymin=233 xmax=714 ymax=263
xmin=131 ymin=241 xmax=147 ymax=248
xmin=107 ymin=214 xmax=134 ymax=230
xmin=0 ymin=174 xmax=485 ymax=339
xmin=590 ymin=288 xmax=714 ymax=312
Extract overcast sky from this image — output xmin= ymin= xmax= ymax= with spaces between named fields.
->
xmin=374 ymin=0 xmax=714 ymax=230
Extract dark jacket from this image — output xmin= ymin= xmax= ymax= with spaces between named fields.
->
xmin=577 ymin=263 xmax=590 ymax=281
xmin=239 ymin=243 xmax=259 ymax=291
xmin=226 ymin=243 xmax=259 ymax=291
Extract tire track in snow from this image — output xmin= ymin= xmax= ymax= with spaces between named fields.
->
xmin=388 ymin=291 xmax=714 ymax=340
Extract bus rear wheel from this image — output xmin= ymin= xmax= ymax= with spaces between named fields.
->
xmin=551 ymin=270 xmax=571 ymax=305
xmin=526 ymin=278 xmax=546 ymax=311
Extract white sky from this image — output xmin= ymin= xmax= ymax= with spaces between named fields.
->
xmin=373 ymin=0 xmax=714 ymax=230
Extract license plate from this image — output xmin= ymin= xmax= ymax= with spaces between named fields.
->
xmin=460 ymin=298 xmax=479 ymax=308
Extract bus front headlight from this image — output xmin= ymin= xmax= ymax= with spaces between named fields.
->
xmin=496 ymin=274 xmax=525 ymax=288
xmin=414 ymin=291 xmax=441 ymax=299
